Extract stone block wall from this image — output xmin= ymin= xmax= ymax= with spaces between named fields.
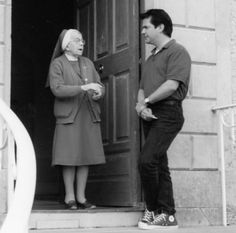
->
xmin=0 ymin=0 xmax=235 ymax=228
xmin=0 ymin=0 xmax=11 ymax=103
xmin=143 ymin=0 xmax=231 ymax=226
xmin=232 ymin=0 xmax=236 ymax=102
xmin=0 ymin=0 xmax=12 ymax=218
xmin=226 ymin=0 xmax=236 ymax=224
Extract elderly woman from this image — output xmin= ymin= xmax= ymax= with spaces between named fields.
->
xmin=47 ymin=29 xmax=105 ymax=210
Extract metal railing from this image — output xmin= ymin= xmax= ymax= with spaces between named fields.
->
xmin=212 ymin=103 xmax=236 ymax=226
xmin=0 ymin=98 xmax=36 ymax=233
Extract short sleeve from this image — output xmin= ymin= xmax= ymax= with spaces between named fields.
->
xmin=166 ymin=48 xmax=191 ymax=85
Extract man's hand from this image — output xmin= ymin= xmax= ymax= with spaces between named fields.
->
xmin=138 ymin=98 xmax=146 ymax=106
xmin=135 ymin=102 xmax=146 ymax=116
xmin=140 ymin=108 xmax=157 ymax=121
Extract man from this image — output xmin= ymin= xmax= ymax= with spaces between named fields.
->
xmin=136 ymin=9 xmax=191 ymax=230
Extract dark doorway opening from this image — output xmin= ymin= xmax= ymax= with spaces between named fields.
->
xmin=11 ymin=0 xmax=141 ymax=210
xmin=11 ymin=0 xmax=75 ymax=203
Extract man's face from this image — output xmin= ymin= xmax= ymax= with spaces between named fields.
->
xmin=67 ymin=32 xmax=85 ymax=57
xmin=141 ymin=17 xmax=161 ymax=45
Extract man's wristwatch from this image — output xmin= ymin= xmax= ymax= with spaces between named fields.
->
xmin=144 ymin=97 xmax=150 ymax=105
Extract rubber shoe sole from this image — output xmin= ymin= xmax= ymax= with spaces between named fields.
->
xmin=141 ymin=224 xmax=179 ymax=230
xmin=138 ymin=221 xmax=149 ymax=229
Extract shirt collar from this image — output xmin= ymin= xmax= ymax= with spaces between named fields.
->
xmin=151 ymin=39 xmax=176 ymax=55
xmin=65 ymin=53 xmax=78 ymax=61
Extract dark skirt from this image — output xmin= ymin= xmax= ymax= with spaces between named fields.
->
xmin=52 ymin=100 xmax=105 ymax=166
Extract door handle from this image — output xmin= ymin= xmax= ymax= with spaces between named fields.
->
xmin=98 ymin=64 xmax=104 ymax=74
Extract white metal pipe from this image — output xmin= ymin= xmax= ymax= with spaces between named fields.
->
xmin=219 ymin=113 xmax=227 ymax=226
xmin=212 ymin=103 xmax=236 ymax=111
xmin=0 ymin=98 xmax=36 ymax=233
xmin=212 ymin=104 xmax=236 ymax=226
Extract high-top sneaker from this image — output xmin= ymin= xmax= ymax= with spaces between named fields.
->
xmin=138 ymin=208 xmax=154 ymax=229
xmin=142 ymin=212 xmax=178 ymax=230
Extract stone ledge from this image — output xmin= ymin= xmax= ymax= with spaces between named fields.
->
xmin=28 ymin=207 xmax=223 ymax=230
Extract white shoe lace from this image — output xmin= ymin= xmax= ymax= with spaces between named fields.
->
xmin=141 ymin=209 xmax=154 ymax=222
xmin=151 ymin=213 xmax=167 ymax=224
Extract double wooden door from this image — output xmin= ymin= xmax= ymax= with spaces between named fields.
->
xmin=77 ymin=0 xmax=140 ymax=206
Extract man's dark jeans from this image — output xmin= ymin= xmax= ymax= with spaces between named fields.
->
xmin=138 ymin=101 xmax=184 ymax=215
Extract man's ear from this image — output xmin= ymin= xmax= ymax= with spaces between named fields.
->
xmin=157 ymin=24 xmax=165 ymax=32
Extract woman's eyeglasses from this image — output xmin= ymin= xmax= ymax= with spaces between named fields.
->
xmin=73 ymin=38 xmax=86 ymax=45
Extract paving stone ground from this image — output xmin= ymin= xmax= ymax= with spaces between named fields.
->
xmin=30 ymin=225 xmax=236 ymax=233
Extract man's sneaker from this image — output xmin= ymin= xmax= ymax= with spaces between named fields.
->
xmin=142 ymin=213 xmax=178 ymax=230
xmin=138 ymin=208 xmax=154 ymax=229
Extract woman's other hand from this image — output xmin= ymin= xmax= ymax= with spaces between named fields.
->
xmin=92 ymin=88 xmax=102 ymax=100
xmin=81 ymin=83 xmax=102 ymax=93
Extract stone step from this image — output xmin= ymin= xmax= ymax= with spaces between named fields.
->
xmin=29 ymin=199 xmax=224 ymax=230
xmin=29 ymin=208 xmax=142 ymax=230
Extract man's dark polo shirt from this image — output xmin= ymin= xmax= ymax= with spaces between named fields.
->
xmin=140 ymin=39 xmax=191 ymax=101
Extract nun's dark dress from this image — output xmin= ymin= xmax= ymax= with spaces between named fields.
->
xmin=48 ymin=47 xmax=105 ymax=166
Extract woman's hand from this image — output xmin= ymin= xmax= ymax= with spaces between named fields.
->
xmin=81 ymin=83 xmax=102 ymax=93
xmin=92 ymin=88 xmax=102 ymax=100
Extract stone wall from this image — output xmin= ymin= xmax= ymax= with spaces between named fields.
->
xmin=143 ymin=0 xmax=233 ymax=226
xmin=0 ymin=0 xmax=235 ymax=228
xmin=232 ymin=0 xmax=236 ymax=102
xmin=0 ymin=0 xmax=12 ymax=218
xmin=226 ymin=0 xmax=236 ymax=225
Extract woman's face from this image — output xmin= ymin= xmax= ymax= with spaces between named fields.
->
xmin=66 ymin=32 xmax=85 ymax=57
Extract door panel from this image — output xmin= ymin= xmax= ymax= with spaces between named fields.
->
xmin=115 ymin=0 xmax=129 ymax=51
xmin=77 ymin=0 xmax=94 ymax=59
xmin=96 ymin=0 xmax=109 ymax=58
xmin=77 ymin=0 xmax=140 ymax=206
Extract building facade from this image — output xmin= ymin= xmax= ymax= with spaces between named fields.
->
xmin=1 ymin=0 xmax=236 ymax=227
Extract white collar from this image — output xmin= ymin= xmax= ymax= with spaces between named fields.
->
xmin=151 ymin=48 xmax=160 ymax=55
xmin=65 ymin=53 xmax=78 ymax=61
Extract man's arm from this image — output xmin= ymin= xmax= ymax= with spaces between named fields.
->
xmin=145 ymin=79 xmax=179 ymax=104
xmin=137 ymin=89 xmax=145 ymax=102
xmin=135 ymin=80 xmax=179 ymax=120
xmin=136 ymin=89 xmax=146 ymax=115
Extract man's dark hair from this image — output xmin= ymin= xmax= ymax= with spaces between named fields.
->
xmin=140 ymin=9 xmax=173 ymax=37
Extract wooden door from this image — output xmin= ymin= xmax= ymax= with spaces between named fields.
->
xmin=77 ymin=0 xmax=140 ymax=206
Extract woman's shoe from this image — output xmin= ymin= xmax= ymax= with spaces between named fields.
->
xmin=65 ymin=200 xmax=77 ymax=210
xmin=77 ymin=200 xmax=96 ymax=209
